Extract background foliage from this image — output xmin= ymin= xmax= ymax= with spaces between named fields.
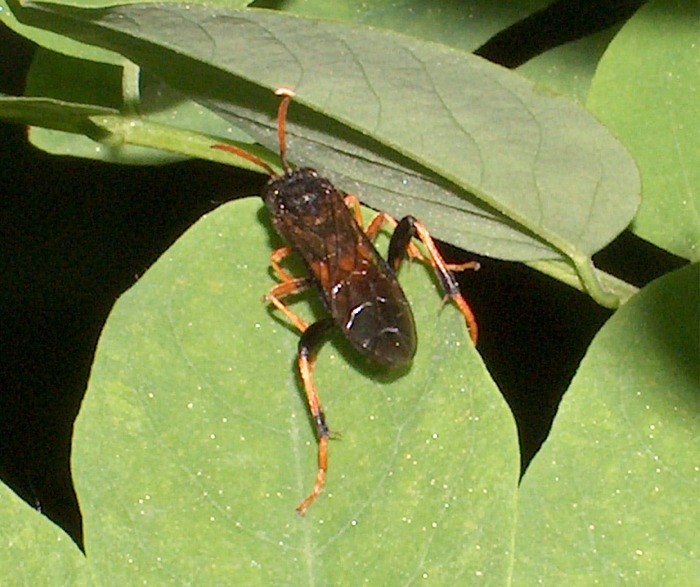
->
xmin=0 ymin=0 xmax=697 ymax=584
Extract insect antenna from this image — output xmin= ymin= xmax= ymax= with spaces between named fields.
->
xmin=274 ymin=88 xmax=295 ymax=174
xmin=211 ymin=87 xmax=298 ymax=176
xmin=210 ymin=141 xmax=275 ymax=176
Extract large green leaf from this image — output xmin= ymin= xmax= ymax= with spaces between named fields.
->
xmin=71 ymin=198 xmax=518 ymax=583
xmin=8 ymin=1 xmax=639 ymax=269
xmin=2 ymin=200 xmax=695 ymax=584
xmin=253 ymin=0 xmax=608 ymax=101
xmin=587 ymin=0 xmax=700 ymax=260
xmin=0 ymin=482 xmax=90 ymax=585
xmin=21 ymin=0 xmax=592 ymax=163
xmin=514 ymin=262 xmax=700 ymax=584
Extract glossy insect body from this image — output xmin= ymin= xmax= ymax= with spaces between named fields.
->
xmin=263 ymin=167 xmax=416 ymax=367
xmin=213 ymin=88 xmax=478 ymax=515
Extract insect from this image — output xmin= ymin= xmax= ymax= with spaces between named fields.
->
xmin=213 ymin=88 xmax=479 ymax=515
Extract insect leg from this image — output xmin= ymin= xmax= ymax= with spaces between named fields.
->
xmin=296 ymin=318 xmax=335 ymax=515
xmin=264 ymin=246 xmax=313 ymax=332
xmin=343 ymin=194 xmax=366 ymax=228
xmin=270 ymin=245 xmax=297 ymax=283
xmin=343 ymin=197 xmax=429 ymax=263
xmin=365 ymin=212 xmax=426 ymax=261
xmin=266 ymin=278 xmax=311 ymax=333
xmin=340 ymin=202 xmax=478 ymax=340
xmin=388 ymin=216 xmax=480 ymax=345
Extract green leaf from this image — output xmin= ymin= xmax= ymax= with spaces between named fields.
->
xmin=587 ymin=0 xmax=700 ymax=260
xmin=8 ymin=1 xmax=640 ymax=269
xmin=23 ymin=0 xmax=603 ymax=160
xmin=72 ymin=198 xmax=518 ymax=583
xmin=514 ymin=262 xmax=700 ymax=584
xmin=253 ymin=0 xmax=550 ymax=56
xmin=0 ymin=0 xmax=126 ymax=65
xmin=2 ymin=202 xmax=695 ymax=583
xmin=0 ymin=0 xmax=253 ymax=65
xmin=0 ymin=482 xmax=90 ymax=585
xmin=518 ymin=26 xmax=619 ymax=101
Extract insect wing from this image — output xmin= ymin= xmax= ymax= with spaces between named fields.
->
xmin=325 ymin=217 xmax=417 ymax=368
xmin=264 ymin=169 xmax=417 ymax=368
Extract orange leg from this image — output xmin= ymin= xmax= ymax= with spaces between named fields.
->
xmin=265 ymin=246 xmax=311 ymax=333
xmin=270 ymin=245 xmax=297 ymax=283
xmin=343 ymin=194 xmax=364 ymax=227
xmin=266 ymin=278 xmax=310 ymax=333
xmin=343 ymin=197 xmax=427 ymax=262
xmin=350 ymin=207 xmax=480 ymax=345
xmin=295 ymin=319 xmax=334 ymax=515
xmin=264 ymin=246 xmax=335 ymax=514
xmin=405 ymin=219 xmax=480 ymax=345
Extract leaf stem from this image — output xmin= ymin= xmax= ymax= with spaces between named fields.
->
xmin=527 ymin=258 xmax=638 ymax=308
xmin=121 ymin=61 xmax=141 ymax=115
xmin=88 ymin=114 xmax=280 ymax=172
xmin=571 ymin=254 xmax=625 ymax=308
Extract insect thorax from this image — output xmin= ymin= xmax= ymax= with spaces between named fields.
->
xmin=263 ymin=168 xmax=338 ymax=221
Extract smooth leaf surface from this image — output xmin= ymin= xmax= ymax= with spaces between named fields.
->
xmin=21 ymin=0 xmax=592 ymax=164
xmin=253 ymin=0 xmax=548 ymax=56
xmin=72 ymin=198 xmax=518 ymax=584
xmin=2 ymin=183 xmax=692 ymax=584
xmin=518 ymin=27 xmax=619 ymax=101
xmin=256 ymin=0 xmax=610 ymax=101
xmin=10 ymin=1 xmax=640 ymax=264
xmin=0 ymin=0 xmax=251 ymax=65
xmin=514 ymin=263 xmax=700 ymax=584
xmin=0 ymin=482 xmax=90 ymax=586
xmin=587 ymin=0 xmax=700 ymax=260
xmin=0 ymin=0 xmax=126 ymax=65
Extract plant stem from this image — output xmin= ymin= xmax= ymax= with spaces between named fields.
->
xmin=88 ymin=114 xmax=279 ymax=173
xmin=527 ymin=258 xmax=638 ymax=308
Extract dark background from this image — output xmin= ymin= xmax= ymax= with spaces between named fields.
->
xmin=1 ymin=0 xmax=683 ymax=548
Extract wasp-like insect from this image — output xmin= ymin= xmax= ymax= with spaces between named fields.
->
xmin=213 ymin=89 xmax=479 ymax=515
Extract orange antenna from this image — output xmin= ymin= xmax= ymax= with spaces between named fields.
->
xmin=274 ymin=87 xmax=296 ymax=173
xmin=212 ymin=87 xmax=297 ymax=176
xmin=211 ymin=143 xmax=275 ymax=176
